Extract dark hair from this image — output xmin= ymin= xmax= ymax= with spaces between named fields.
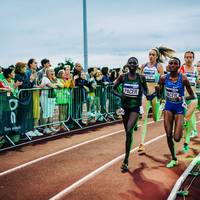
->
xmin=101 ymin=67 xmax=109 ymax=76
xmin=123 ymin=65 xmax=128 ymax=70
xmin=170 ymin=57 xmax=181 ymax=66
xmin=0 ymin=66 xmax=4 ymax=73
xmin=27 ymin=58 xmax=35 ymax=68
xmin=88 ymin=67 xmax=94 ymax=74
xmin=127 ymin=57 xmax=139 ymax=66
xmin=15 ymin=62 xmax=26 ymax=74
xmin=184 ymin=51 xmax=195 ymax=59
xmin=110 ymin=70 xmax=117 ymax=82
xmin=41 ymin=58 xmax=50 ymax=67
xmin=3 ymin=65 xmax=15 ymax=78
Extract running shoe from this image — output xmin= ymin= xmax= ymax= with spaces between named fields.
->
xmin=25 ymin=131 xmax=37 ymax=137
xmin=49 ymin=127 xmax=58 ymax=132
xmin=183 ymin=120 xmax=189 ymax=129
xmin=190 ymin=130 xmax=198 ymax=138
xmin=43 ymin=128 xmax=52 ymax=134
xmin=138 ymin=144 xmax=145 ymax=153
xmin=33 ymin=129 xmax=43 ymax=136
xmin=166 ymin=160 xmax=178 ymax=168
xmin=121 ymin=163 xmax=129 ymax=172
xmin=182 ymin=143 xmax=189 ymax=153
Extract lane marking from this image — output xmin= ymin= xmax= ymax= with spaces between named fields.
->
xmin=49 ymin=134 xmax=166 ymax=200
xmin=50 ymin=120 xmax=200 ymax=200
xmin=0 ymin=119 xmax=162 ymax=176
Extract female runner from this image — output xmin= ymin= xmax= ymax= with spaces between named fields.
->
xmin=138 ymin=46 xmax=175 ymax=153
xmin=113 ymin=57 xmax=148 ymax=172
xmin=158 ymin=57 xmax=195 ymax=167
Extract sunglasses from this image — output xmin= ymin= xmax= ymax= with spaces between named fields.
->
xmin=128 ymin=61 xmax=138 ymax=65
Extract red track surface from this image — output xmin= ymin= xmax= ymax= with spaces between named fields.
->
xmin=0 ymin=114 xmax=200 ymax=200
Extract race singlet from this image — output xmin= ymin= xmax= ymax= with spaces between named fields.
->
xmin=143 ymin=64 xmax=159 ymax=83
xmin=185 ymin=71 xmax=197 ymax=87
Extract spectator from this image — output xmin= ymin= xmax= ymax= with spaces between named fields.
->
xmin=37 ymin=58 xmax=51 ymax=84
xmin=110 ymin=69 xmax=118 ymax=83
xmin=123 ymin=65 xmax=129 ymax=73
xmin=101 ymin=67 xmax=112 ymax=85
xmin=1 ymin=66 xmax=23 ymax=143
xmin=95 ymin=70 xmax=103 ymax=85
xmin=94 ymin=70 xmax=105 ymax=121
xmin=56 ymin=67 xmax=74 ymax=131
xmin=15 ymin=62 xmax=34 ymax=137
xmin=0 ymin=66 xmax=5 ymax=81
xmin=73 ymin=62 xmax=83 ymax=77
xmin=73 ymin=71 xmax=89 ymax=125
xmin=27 ymin=58 xmax=43 ymax=136
xmin=40 ymin=68 xmax=58 ymax=134
xmin=87 ymin=67 xmax=97 ymax=118
xmin=101 ymin=67 xmax=112 ymax=115
xmin=2 ymin=65 xmax=21 ymax=96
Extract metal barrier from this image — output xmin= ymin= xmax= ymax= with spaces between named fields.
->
xmin=0 ymin=85 xmax=121 ymax=148
xmin=167 ymin=153 xmax=200 ymax=200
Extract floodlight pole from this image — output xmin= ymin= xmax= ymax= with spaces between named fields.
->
xmin=83 ymin=0 xmax=88 ymax=72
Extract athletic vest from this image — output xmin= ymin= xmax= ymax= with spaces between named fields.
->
xmin=196 ymin=71 xmax=200 ymax=96
xmin=180 ymin=65 xmax=198 ymax=96
xmin=121 ymin=73 xmax=142 ymax=108
xmin=165 ymin=73 xmax=184 ymax=103
xmin=143 ymin=63 xmax=160 ymax=83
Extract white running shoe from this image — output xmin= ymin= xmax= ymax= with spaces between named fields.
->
xmin=49 ymin=127 xmax=57 ymax=132
xmin=44 ymin=128 xmax=52 ymax=134
xmin=190 ymin=130 xmax=198 ymax=138
xmin=34 ymin=129 xmax=43 ymax=136
xmin=25 ymin=131 xmax=37 ymax=137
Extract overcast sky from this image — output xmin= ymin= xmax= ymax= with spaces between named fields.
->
xmin=1 ymin=0 xmax=200 ymax=68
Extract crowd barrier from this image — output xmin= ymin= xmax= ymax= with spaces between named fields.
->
xmin=0 ymin=85 xmax=121 ymax=148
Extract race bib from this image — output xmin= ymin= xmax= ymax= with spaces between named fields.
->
xmin=123 ymin=83 xmax=139 ymax=97
xmin=144 ymin=70 xmax=156 ymax=82
xmin=145 ymin=74 xmax=155 ymax=82
xmin=166 ymin=87 xmax=179 ymax=101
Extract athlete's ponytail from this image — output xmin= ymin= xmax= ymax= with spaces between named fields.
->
xmin=152 ymin=46 xmax=176 ymax=63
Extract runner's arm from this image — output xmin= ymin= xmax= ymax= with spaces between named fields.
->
xmin=140 ymin=74 xmax=148 ymax=96
xmin=182 ymin=75 xmax=195 ymax=100
xmin=112 ymin=74 xmax=124 ymax=98
xmin=156 ymin=75 xmax=166 ymax=99
xmin=157 ymin=63 xmax=164 ymax=76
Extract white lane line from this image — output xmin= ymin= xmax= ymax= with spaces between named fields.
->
xmin=49 ymin=134 xmax=166 ymax=200
xmin=0 ymin=119 xmax=162 ymax=176
xmin=50 ymin=119 xmax=200 ymax=200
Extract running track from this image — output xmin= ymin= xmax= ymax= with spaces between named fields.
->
xmin=0 ymin=114 xmax=200 ymax=200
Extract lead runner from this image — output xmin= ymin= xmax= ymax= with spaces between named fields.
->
xmin=113 ymin=57 xmax=148 ymax=172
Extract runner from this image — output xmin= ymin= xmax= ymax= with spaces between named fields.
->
xmin=180 ymin=51 xmax=199 ymax=151
xmin=196 ymin=61 xmax=200 ymax=112
xmin=138 ymin=46 xmax=175 ymax=153
xmin=191 ymin=61 xmax=200 ymax=138
xmin=113 ymin=57 xmax=148 ymax=172
xmin=158 ymin=57 xmax=195 ymax=168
